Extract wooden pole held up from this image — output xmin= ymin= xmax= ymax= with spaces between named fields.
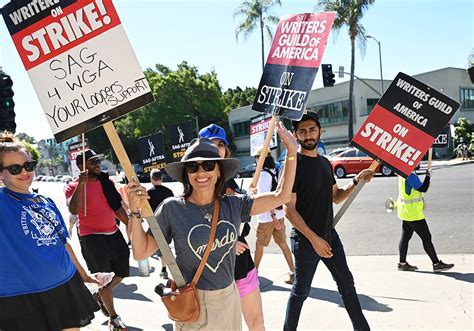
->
xmin=250 ymin=116 xmax=278 ymax=189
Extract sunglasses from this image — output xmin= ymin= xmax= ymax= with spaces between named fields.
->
xmin=0 ymin=161 xmax=37 ymax=175
xmin=88 ymin=158 xmax=101 ymax=165
xmin=184 ymin=161 xmax=217 ymax=173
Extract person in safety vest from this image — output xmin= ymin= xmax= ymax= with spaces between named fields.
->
xmin=397 ymin=170 xmax=454 ymax=272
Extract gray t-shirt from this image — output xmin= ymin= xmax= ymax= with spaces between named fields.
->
xmin=154 ymin=194 xmax=253 ymax=290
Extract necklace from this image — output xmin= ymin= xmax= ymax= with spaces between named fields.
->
xmin=187 ymin=197 xmax=214 ymax=222
xmin=200 ymin=202 xmax=214 ymax=223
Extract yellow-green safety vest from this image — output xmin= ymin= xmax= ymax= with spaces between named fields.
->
xmin=397 ymin=176 xmax=425 ymax=221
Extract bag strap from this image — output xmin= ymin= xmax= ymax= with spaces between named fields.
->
xmin=191 ymin=199 xmax=220 ymax=285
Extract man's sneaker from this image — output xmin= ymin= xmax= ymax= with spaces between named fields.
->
xmin=397 ymin=262 xmax=418 ymax=271
xmin=109 ymin=315 xmax=127 ymax=331
xmin=93 ymin=292 xmax=109 ymax=317
xmin=284 ymin=272 xmax=295 ymax=284
xmin=160 ymin=270 xmax=169 ymax=280
xmin=433 ymin=260 xmax=454 ymax=272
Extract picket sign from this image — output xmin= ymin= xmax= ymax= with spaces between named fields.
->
xmin=102 ymin=122 xmax=187 ymax=288
xmin=250 ymin=116 xmax=278 ymax=189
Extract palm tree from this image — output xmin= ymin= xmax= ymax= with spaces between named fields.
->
xmin=317 ymin=0 xmax=375 ymax=141
xmin=234 ymin=0 xmax=282 ymax=71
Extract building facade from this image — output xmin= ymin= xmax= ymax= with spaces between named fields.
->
xmin=228 ymin=67 xmax=473 ymax=167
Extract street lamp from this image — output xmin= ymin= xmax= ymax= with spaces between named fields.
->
xmin=185 ymin=114 xmax=199 ymax=132
xmin=366 ymin=35 xmax=384 ymax=95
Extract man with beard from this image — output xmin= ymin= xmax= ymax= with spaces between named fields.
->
xmin=65 ymin=150 xmax=129 ymax=330
xmin=283 ymin=111 xmax=374 ymax=331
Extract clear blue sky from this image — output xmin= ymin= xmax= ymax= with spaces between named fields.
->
xmin=0 ymin=0 xmax=472 ymax=140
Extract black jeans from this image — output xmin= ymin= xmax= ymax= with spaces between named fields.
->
xmin=399 ymin=219 xmax=439 ymax=264
xmin=284 ymin=229 xmax=369 ymax=331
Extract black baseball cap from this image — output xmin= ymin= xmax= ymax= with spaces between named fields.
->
xmin=76 ymin=150 xmax=103 ymax=166
xmin=292 ymin=110 xmax=321 ymax=131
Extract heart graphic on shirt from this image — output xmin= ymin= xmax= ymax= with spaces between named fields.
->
xmin=187 ymin=220 xmax=237 ymax=273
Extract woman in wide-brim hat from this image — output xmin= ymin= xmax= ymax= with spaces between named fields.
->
xmin=127 ymin=121 xmax=298 ymax=331
xmin=199 ymin=123 xmax=265 ymax=331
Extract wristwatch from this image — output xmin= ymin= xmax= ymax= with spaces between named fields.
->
xmin=352 ymin=178 xmax=359 ymax=186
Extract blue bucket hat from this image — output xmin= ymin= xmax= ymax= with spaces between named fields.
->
xmin=198 ymin=124 xmax=229 ymax=145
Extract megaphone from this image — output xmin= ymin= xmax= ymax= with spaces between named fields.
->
xmin=385 ymin=197 xmax=396 ymax=213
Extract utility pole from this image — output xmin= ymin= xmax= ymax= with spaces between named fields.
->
xmin=366 ymin=35 xmax=384 ymax=95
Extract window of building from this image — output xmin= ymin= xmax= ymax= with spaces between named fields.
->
xmin=308 ymin=100 xmax=349 ymax=125
xmin=232 ymin=121 xmax=250 ymax=137
xmin=460 ymin=88 xmax=474 ymax=110
xmin=365 ymin=98 xmax=380 ymax=115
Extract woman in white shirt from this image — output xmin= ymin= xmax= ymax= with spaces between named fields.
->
xmin=255 ymin=150 xmax=295 ymax=284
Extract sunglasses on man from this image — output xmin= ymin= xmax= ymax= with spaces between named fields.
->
xmin=0 ymin=161 xmax=37 ymax=175
xmin=184 ymin=161 xmax=217 ymax=174
xmin=88 ymin=158 xmax=101 ymax=165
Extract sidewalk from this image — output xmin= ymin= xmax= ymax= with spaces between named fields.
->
xmin=84 ymin=253 xmax=473 ymax=330
xmin=420 ymin=157 xmax=473 ymax=170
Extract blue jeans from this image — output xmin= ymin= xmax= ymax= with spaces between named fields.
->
xmin=284 ymin=229 xmax=370 ymax=331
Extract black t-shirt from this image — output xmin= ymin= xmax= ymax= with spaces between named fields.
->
xmin=292 ymin=153 xmax=336 ymax=240
xmin=147 ymin=185 xmax=174 ymax=212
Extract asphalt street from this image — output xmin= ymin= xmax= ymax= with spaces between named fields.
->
xmin=37 ymin=163 xmax=473 ymax=257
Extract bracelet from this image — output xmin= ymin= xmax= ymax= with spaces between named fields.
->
xmin=127 ymin=209 xmax=142 ymax=218
xmin=352 ymin=178 xmax=359 ymax=186
xmin=286 ymin=155 xmax=296 ymax=161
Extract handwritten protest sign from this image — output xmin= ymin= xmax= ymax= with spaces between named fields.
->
xmin=252 ymin=12 xmax=335 ymax=120
xmin=1 ymin=0 xmax=154 ymax=142
xmin=352 ymin=72 xmax=460 ymax=178
xmin=137 ymin=132 xmax=166 ymax=173
xmin=250 ymin=113 xmax=277 ymax=156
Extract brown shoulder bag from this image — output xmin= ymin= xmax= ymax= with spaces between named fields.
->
xmin=161 ymin=200 xmax=220 ymax=322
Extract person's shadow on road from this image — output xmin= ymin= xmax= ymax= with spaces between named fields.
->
xmin=259 ymin=276 xmax=392 ymax=312
xmin=114 ymin=267 xmax=153 ymax=302
xmin=414 ymin=271 xmax=474 ymax=283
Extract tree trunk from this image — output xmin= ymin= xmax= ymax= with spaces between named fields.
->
xmin=260 ymin=19 xmax=265 ymax=72
xmin=348 ymin=36 xmax=355 ymax=142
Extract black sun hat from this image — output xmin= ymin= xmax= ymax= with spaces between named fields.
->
xmin=165 ymin=138 xmax=240 ymax=182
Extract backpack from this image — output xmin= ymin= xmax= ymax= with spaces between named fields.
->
xmin=262 ymin=168 xmax=278 ymax=191
xmin=262 ymin=168 xmax=283 ymax=210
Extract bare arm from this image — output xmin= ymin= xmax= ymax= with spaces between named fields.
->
xmin=126 ymin=184 xmax=158 ymax=260
xmin=284 ymin=193 xmax=317 ymax=240
xmin=332 ymin=169 xmax=375 ymax=204
xmin=285 ymin=193 xmax=333 ymax=258
xmin=65 ymin=243 xmax=99 ymax=284
xmin=127 ymin=215 xmax=158 ymax=260
xmin=115 ymin=206 xmax=129 ymax=226
xmin=250 ymin=121 xmax=298 ymax=215
xmin=68 ymin=171 xmax=88 ymax=214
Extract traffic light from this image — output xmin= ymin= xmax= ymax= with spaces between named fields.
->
xmin=321 ymin=64 xmax=336 ymax=87
xmin=0 ymin=72 xmax=16 ymax=133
